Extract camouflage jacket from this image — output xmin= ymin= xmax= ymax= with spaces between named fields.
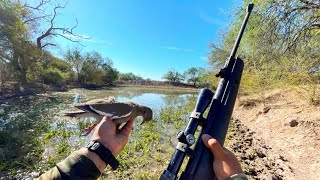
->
xmin=36 ymin=151 xmax=101 ymax=180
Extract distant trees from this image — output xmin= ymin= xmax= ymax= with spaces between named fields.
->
xmin=103 ymin=63 xmax=119 ymax=85
xmin=184 ymin=67 xmax=202 ymax=87
xmin=65 ymin=49 xmax=118 ymax=86
xmin=162 ymin=70 xmax=185 ymax=84
xmin=42 ymin=56 xmax=71 ymax=87
xmin=65 ymin=49 xmax=83 ymax=83
xmin=118 ymin=72 xmax=143 ymax=81
xmin=162 ymin=67 xmax=211 ymax=87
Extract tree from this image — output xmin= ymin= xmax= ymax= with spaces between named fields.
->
xmin=198 ymin=69 xmax=216 ymax=88
xmin=0 ymin=61 xmax=14 ymax=90
xmin=65 ymin=48 xmax=83 ymax=84
xmin=266 ymin=0 xmax=320 ymax=50
xmin=118 ymin=72 xmax=143 ymax=81
xmin=66 ymin=50 xmax=118 ymax=86
xmin=0 ymin=1 xmax=35 ymax=88
xmin=184 ymin=67 xmax=202 ymax=87
xmin=209 ymin=0 xmax=320 ymax=89
xmin=19 ymin=0 xmax=85 ymax=50
xmin=103 ymin=64 xmax=119 ymax=85
xmin=162 ymin=69 xmax=184 ymax=84
xmin=42 ymin=56 xmax=71 ymax=87
xmin=0 ymin=0 xmax=84 ymax=90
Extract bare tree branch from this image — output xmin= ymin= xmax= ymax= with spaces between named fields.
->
xmin=23 ymin=0 xmax=51 ymax=10
xmin=23 ymin=15 xmax=50 ymax=24
xmin=41 ymin=43 xmax=57 ymax=48
xmin=264 ymin=0 xmax=320 ymax=52
xmin=34 ymin=2 xmax=87 ymax=49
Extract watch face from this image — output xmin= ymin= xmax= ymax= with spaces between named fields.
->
xmin=85 ymin=141 xmax=94 ymax=148
xmin=91 ymin=142 xmax=100 ymax=150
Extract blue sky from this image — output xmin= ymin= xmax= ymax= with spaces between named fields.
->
xmin=49 ymin=0 xmax=239 ymax=80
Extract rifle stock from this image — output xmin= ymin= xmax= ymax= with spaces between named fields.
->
xmin=161 ymin=3 xmax=253 ymax=180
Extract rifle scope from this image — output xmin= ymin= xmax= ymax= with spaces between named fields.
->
xmin=160 ymin=89 xmax=214 ymax=180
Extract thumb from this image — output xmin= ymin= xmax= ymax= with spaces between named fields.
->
xmin=118 ymin=117 xmax=134 ymax=138
xmin=202 ymin=134 xmax=225 ymax=160
xmin=102 ymin=116 xmax=113 ymax=122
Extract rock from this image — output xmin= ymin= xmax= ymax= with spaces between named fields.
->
xmin=29 ymin=171 xmax=40 ymax=177
xmin=289 ymin=119 xmax=299 ymax=127
xmin=261 ymin=106 xmax=271 ymax=114
xmin=256 ymin=150 xmax=266 ymax=158
xmin=271 ymin=174 xmax=282 ymax=180
xmin=279 ymin=155 xmax=288 ymax=162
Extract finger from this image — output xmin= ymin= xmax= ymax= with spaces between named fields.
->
xmin=101 ymin=116 xmax=112 ymax=122
xmin=202 ymin=134 xmax=225 ymax=159
xmin=96 ymin=116 xmax=115 ymax=132
xmin=99 ymin=116 xmax=114 ymax=126
xmin=118 ymin=117 xmax=134 ymax=137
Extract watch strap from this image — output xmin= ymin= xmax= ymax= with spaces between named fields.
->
xmin=85 ymin=140 xmax=119 ymax=170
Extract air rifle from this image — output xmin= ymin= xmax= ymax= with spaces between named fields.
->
xmin=160 ymin=3 xmax=254 ymax=180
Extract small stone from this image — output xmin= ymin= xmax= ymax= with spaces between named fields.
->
xmin=279 ymin=155 xmax=287 ymax=162
xmin=256 ymin=151 xmax=266 ymax=158
xmin=244 ymin=159 xmax=251 ymax=164
xmin=289 ymin=119 xmax=299 ymax=127
xmin=272 ymin=174 xmax=282 ymax=180
xmin=30 ymin=172 xmax=40 ymax=177
xmin=261 ymin=106 xmax=271 ymax=114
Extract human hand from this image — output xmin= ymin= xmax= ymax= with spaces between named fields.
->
xmin=90 ymin=116 xmax=134 ymax=156
xmin=202 ymin=134 xmax=243 ymax=180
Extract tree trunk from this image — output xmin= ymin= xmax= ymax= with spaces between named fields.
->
xmin=17 ymin=68 xmax=30 ymax=91
xmin=12 ymin=52 xmax=30 ymax=92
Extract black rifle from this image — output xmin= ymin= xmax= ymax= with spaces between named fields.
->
xmin=160 ymin=3 xmax=254 ymax=180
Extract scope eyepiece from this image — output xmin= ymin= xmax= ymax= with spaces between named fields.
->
xmin=194 ymin=88 xmax=214 ymax=115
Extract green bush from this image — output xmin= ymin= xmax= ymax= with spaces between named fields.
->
xmin=43 ymin=68 xmax=66 ymax=87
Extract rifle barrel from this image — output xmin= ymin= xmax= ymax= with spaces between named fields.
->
xmin=230 ymin=3 xmax=254 ymax=59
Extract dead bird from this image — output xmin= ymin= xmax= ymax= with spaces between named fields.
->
xmin=64 ymin=97 xmax=153 ymax=135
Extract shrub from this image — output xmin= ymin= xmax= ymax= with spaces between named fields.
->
xmin=43 ymin=68 xmax=66 ymax=87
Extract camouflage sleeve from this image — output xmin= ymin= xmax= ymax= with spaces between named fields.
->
xmin=36 ymin=150 xmax=101 ymax=180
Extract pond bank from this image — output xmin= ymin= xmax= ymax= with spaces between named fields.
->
xmin=0 ymin=83 xmax=200 ymax=103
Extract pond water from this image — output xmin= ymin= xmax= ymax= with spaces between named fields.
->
xmin=0 ymin=87 xmax=199 ymax=178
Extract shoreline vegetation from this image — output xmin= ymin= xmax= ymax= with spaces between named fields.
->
xmin=0 ymin=82 xmax=201 ymax=103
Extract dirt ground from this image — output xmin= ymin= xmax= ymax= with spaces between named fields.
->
xmin=226 ymin=88 xmax=320 ymax=180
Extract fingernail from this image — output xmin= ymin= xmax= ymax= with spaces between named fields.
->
xmin=202 ymin=134 xmax=211 ymax=140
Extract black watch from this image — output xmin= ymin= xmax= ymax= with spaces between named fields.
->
xmin=85 ymin=140 xmax=119 ymax=170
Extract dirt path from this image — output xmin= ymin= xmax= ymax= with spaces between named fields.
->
xmin=227 ymin=88 xmax=320 ymax=179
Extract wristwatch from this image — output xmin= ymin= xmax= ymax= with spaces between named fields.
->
xmin=85 ymin=140 xmax=119 ymax=170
